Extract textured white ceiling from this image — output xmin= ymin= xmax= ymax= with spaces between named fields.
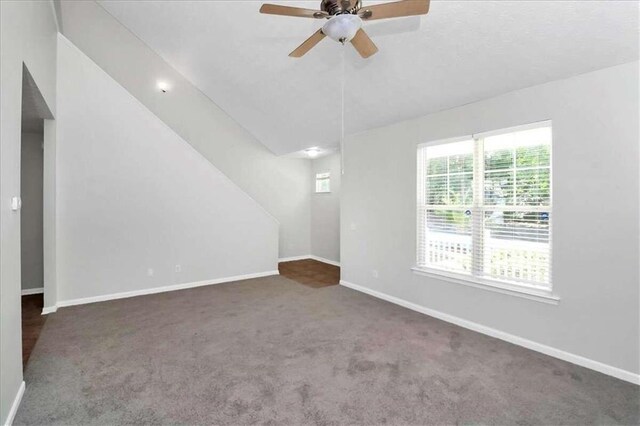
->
xmin=99 ymin=0 xmax=638 ymax=156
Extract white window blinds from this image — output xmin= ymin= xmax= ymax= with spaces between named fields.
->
xmin=417 ymin=139 xmax=475 ymax=275
xmin=417 ymin=123 xmax=552 ymax=289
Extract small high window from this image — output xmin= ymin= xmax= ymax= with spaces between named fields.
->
xmin=315 ymin=172 xmax=330 ymax=193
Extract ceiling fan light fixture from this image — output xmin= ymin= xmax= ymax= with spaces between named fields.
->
xmin=322 ymin=14 xmax=363 ymax=43
xmin=261 ymin=0 xmax=432 ymax=57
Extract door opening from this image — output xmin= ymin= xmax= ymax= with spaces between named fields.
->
xmin=20 ymin=64 xmax=53 ymax=369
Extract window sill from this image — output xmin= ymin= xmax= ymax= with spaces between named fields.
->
xmin=411 ymin=267 xmax=560 ymax=305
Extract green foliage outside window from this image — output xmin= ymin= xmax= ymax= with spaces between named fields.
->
xmin=425 ymin=144 xmax=550 ymax=232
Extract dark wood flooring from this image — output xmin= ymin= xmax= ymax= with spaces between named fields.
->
xmin=278 ymin=259 xmax=340 ymax=288
xmin=22 ymin=293 xmax=47 ymax=368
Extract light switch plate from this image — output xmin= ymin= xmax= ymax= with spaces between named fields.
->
xmin=11 ymin=197 xmax=21 ymax=211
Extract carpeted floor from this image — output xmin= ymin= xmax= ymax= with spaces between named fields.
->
xmin=15 ymin=275 xmax=639 ymax=425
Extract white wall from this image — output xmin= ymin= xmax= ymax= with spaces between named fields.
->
xmin=21 ymin=132 xmax=44 ymax=290
xmin=57 ymin=0 xmax=311 ymax=259
xmin=43 ymin=118 xmax=57 ymax=308
xmin=310 ymin=153 xmax=341 ymax=263
xmin=55 ymin=35 xmax=278 ymax=302
xmin=341 ymin=62 xmax=639 ymax=378
xmin=0 ymin=1 xmax=58 ymax=423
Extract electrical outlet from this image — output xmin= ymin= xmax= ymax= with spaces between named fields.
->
xmin=175 ymin=264 xmax=181 ymax=273
xmin=372 ymin=270 xmax=379 ymax=279
xmin=147 ymin=268 xmax=154 ymax=277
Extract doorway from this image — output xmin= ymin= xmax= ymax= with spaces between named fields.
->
xmin=20 ymin=65 xmax=53 ymax=368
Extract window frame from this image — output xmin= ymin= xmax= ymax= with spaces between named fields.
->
xmin=414 ymin=121 xmax=558 ymax=304
xmin=315 ymin=172 xmax=331 ymax=193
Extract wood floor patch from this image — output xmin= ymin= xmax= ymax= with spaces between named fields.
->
xmin=22 ymin=293 xmax=47 ymax=369
xmin=278 ymin=259 xmax=339 ymax=288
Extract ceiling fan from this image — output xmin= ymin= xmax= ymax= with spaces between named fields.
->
xmin=259 ymin=0 xmax=430 ymax=58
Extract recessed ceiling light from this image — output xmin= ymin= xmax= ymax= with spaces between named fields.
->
xmin=305 ymin=148 xmax=320 ymax=158
xmin=157 ymin=81 xmax=170 ymax=93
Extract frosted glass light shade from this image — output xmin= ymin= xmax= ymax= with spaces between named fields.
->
xmin=322 ymin=14 xmax=363 ymax=43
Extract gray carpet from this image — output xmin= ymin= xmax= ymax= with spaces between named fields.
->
xmin=15 ymin=275 xmax=639 ymax=425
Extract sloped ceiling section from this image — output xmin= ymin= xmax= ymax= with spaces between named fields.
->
xmin=99 ymin=0 xmax=639 ymax=156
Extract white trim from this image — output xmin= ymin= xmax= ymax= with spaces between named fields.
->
xmin=473 ymin=119 xmax=553 ymax=140
xmin=4 ymin=381 xmax=25 ymax=426
xmin=41 ymin=306 xmax=57 ymax=315
xmin=21 ymin=287 xmax=44 ymax=296
xmin=278 ymin=255 xmax=313 ymax=262
xmin=411 ymin=267 xmax=559 ymax=305
xmin=49 ymin=271 xmax=279 ymax=309
xmin=417 ymin=123 xmax=553 ymax=290
xmin=339 ymin=279 xmax=639 ymax=385
xmin=43 ymin=118 xmax=58 ymax=325
xmin=418 ymin=134 xmax=473 ymax=149
xmin=309 ymin=255 xmax=341 ymax=267
xmin=278 ymin=255 xmax=341 ymax=267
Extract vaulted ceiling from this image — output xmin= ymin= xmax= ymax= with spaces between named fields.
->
xmin=99 ymin=0 xmax=638 ymax=156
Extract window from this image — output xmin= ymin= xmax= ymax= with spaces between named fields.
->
xmin=315 ymin=172 xmax=330 ymax=193
xmin=417 ymin=122 xmax=552 ymax=291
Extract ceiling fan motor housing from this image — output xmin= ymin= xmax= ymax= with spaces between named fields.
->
xmin=321 ymin=0 xmax=362 ymax=16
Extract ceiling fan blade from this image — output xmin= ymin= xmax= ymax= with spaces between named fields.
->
xmin=289 ymin=29 xmax=326 ymax=57
xmin=358 ymin=0 xmax=430 ymax=21
xmin=350 ymin=29 xmax=378 ymax=58
xmin=260 ymin=4 xmax=328 ymax=19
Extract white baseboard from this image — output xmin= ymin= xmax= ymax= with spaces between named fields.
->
xmin=4 ymin=381 xmax=25 ymax=426
xmin=278 ymin=255 xmax=312 ymax=262
xmin=340 ymin=279 xmax=640 ymax=385
xmin=48 ymin=270 xmax=279 ymax=310
xmin=41 ymin=306 xmax=57 ymax=315
xmin=309 ymin=255 xmax=341 ymax=267
xmin=21 ymin=287 xmax=44 ymax=296
xmin=278 ymin=255 xmax=341 ymax=267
